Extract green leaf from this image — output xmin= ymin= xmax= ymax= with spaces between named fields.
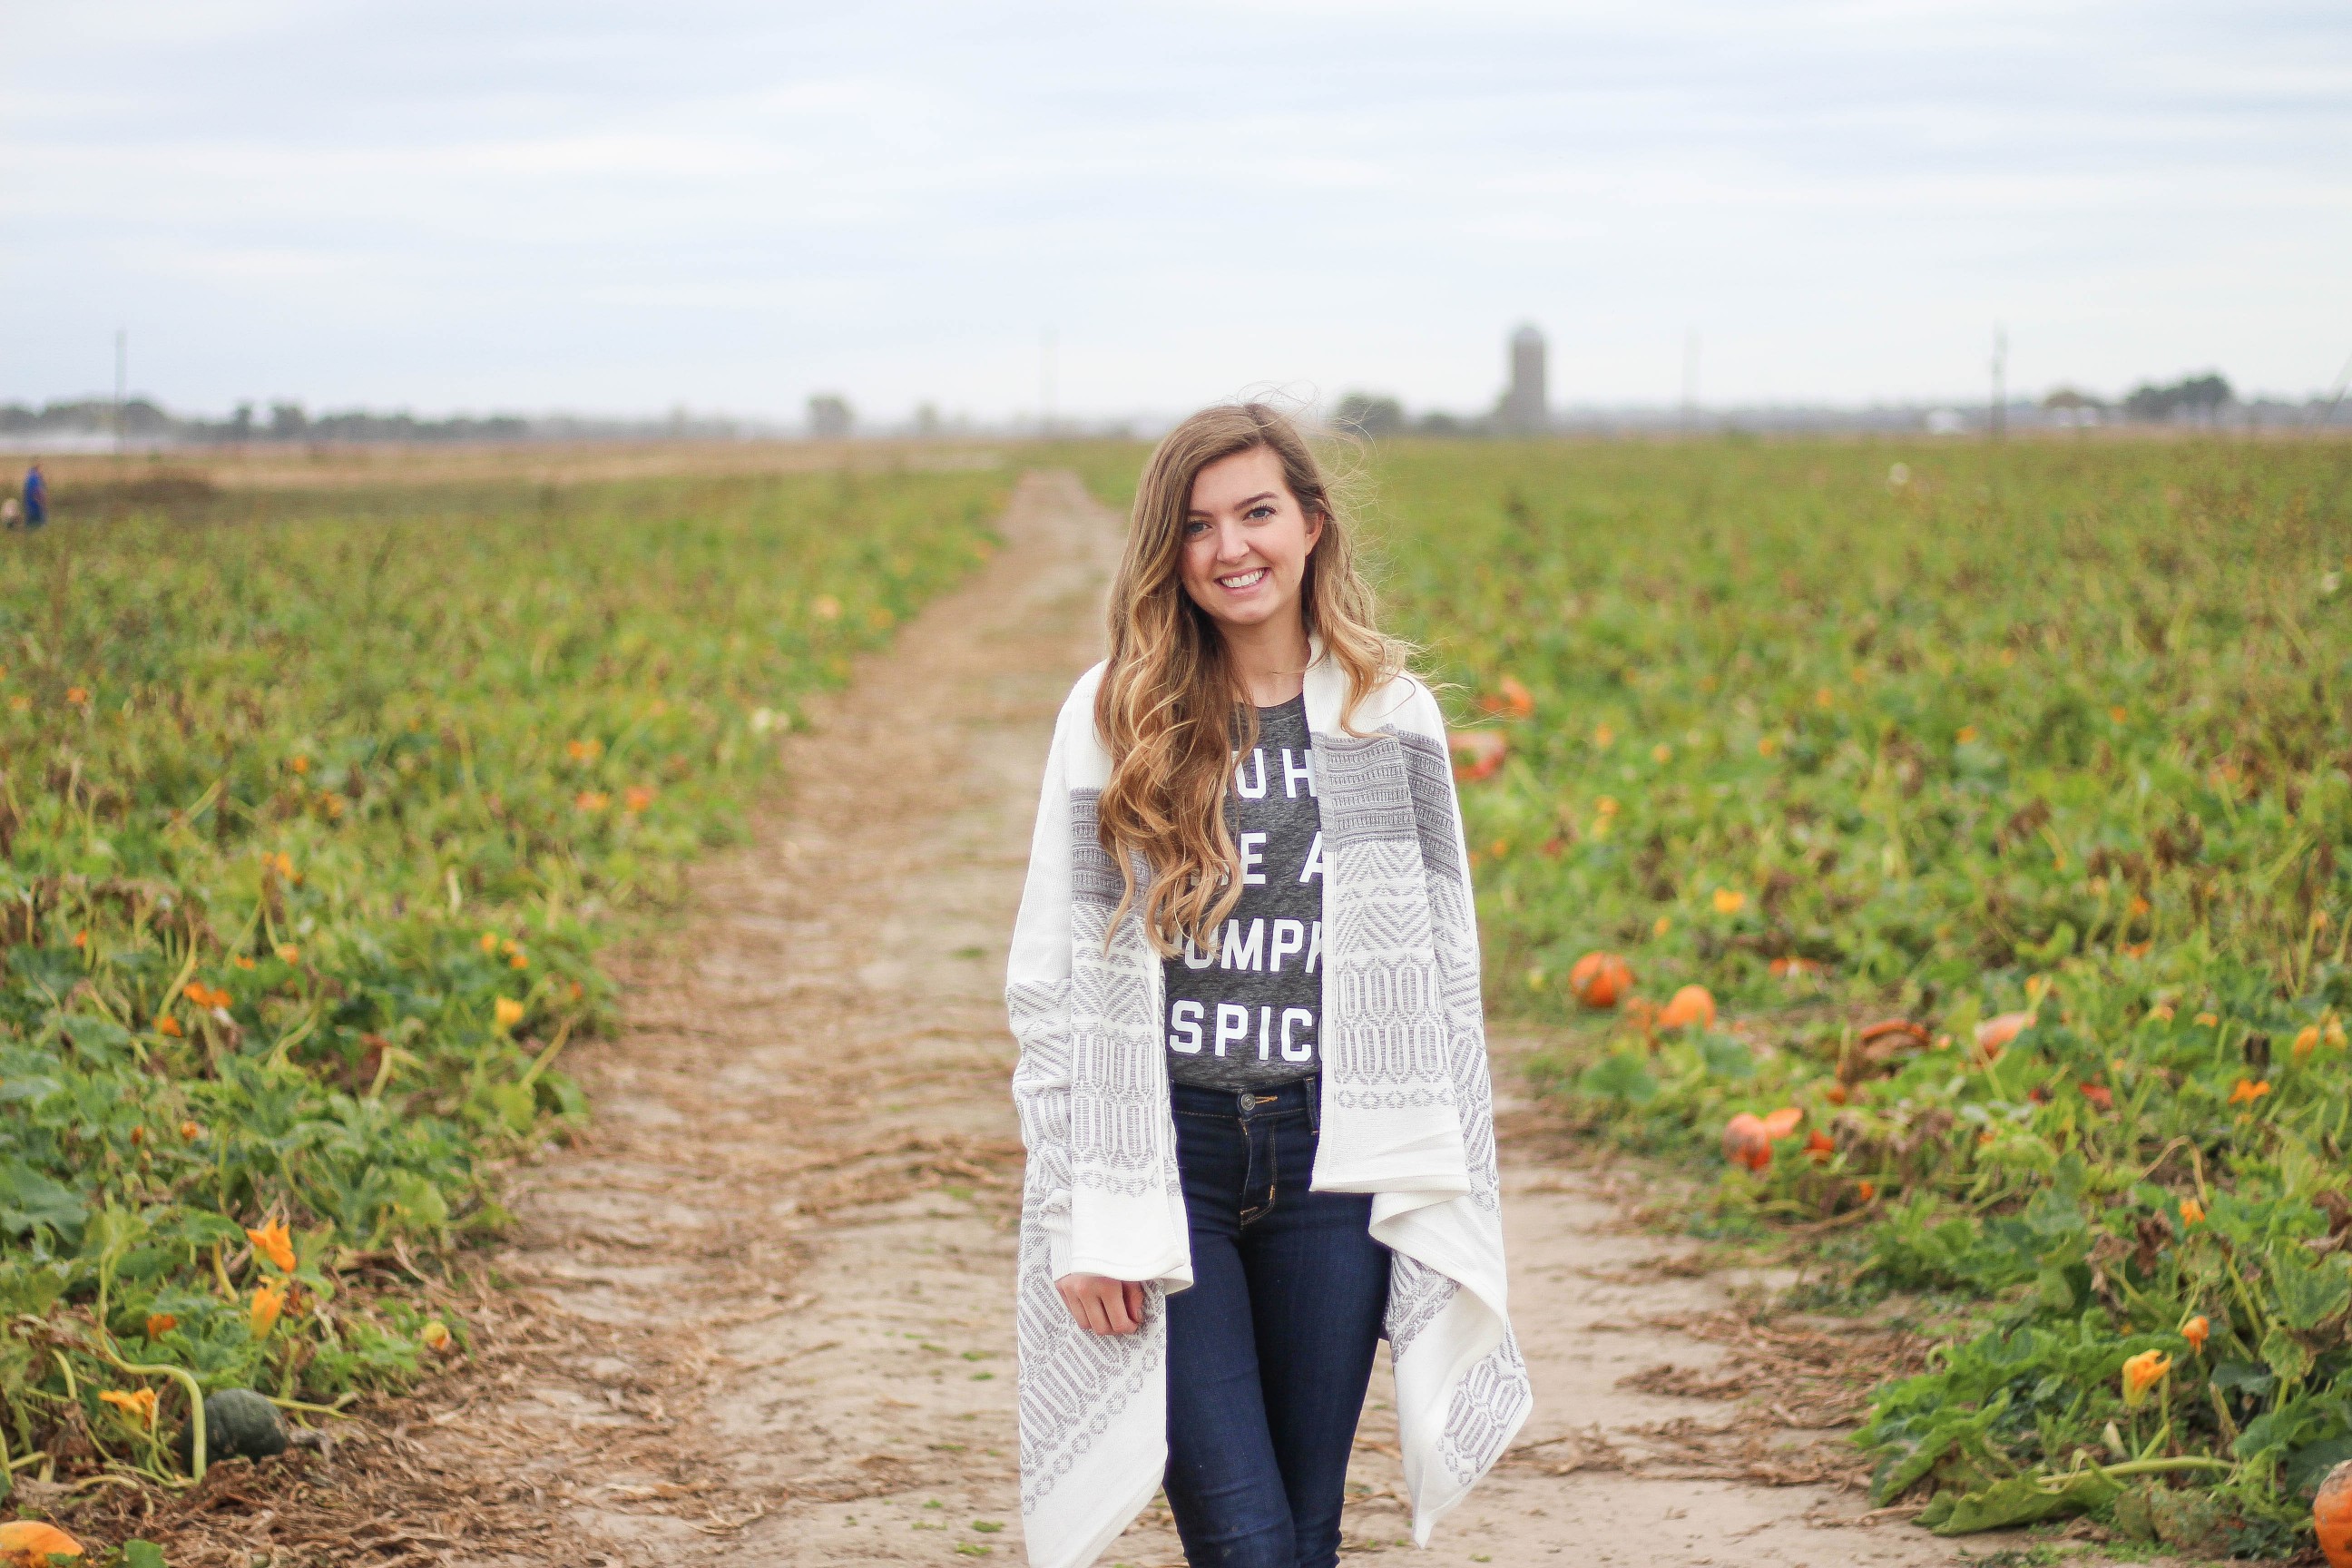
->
xmin=1576 ymin=1053 xmax=1658 ymax=1104
xmin=1699 ymin=1032 xmax=1754 ymax=1080
xmin=56 ymin=1014 xmax=134 ymax=1062
xmin=82 ymin=1203 xmax=148 ymax=1263
xmin=2269 ymin=1250 xmax=2351 ymax=1331
xmin=386 ymin=1171 xmax=450 ymax=1232
xmin=2017 ymin=920 xmax=2078 ymax=965
xmin=2021 ymin=1186 xmax=2085 ymax=1241
xmin=0 ymin=1073 xmax=58 ymax=1104
xmin=122 ymin=1543 xmax=170 ymax=1568
xmin=2210 ymin=1359 xmax=2275 ymax=1399
xmin=2034 ymin=1264 xmax=2079 ymax=1315
xmin=2284 ymin=1435 xmax=2352 ymax=1498
xmin=482 ymin=1081 xmax=538 ymax=1134
xmin=0 ymin=1259 xmax=74 ymax=1318
xmin=2260 ymin=1324 xmax=2314 ymax=1387
xmin=167 ymin=1212 xmax=250 ymax=1249
xmin=1928 ymin=1471 xmax=2120 ymax=1535
xmin=0 ymin=1159 xmax=87 ymax=1237
xmin=1867 ymin=1390 xmax=2012 ymax=1503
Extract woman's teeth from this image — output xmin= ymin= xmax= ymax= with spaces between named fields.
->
xmin=1220 ymin=569 xmax=1268 ymax=589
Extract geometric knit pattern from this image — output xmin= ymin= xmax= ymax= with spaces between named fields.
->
xmin=1010 ymin=789 xmax=1177 ymax=1525
xmin=1342 ymin=728 xmax=1530 ymax=1489
xmin=1392 ymin=729 xmax=1531 ymax=1487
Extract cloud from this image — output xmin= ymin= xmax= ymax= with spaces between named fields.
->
xmin=2 ymin=0 xmax=2345 ymax=414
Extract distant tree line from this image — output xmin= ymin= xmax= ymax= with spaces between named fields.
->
xmin=1335 ymin=390 xmax=1552 ymax=437
xmin=0 ymin=399 xmax=757 ymax=444
xmin=1332 ymin=392 xmax=1481 ymax=437
xmin=1336 ymin=371 xmax=2254 ymax=440
xmin=0 ymin=398 xmax=532 ymax=443
xmin=2120 ymin=374 xmax=2232 ymax=422
xmin=2039 ymin=373 xmax=2236 ymax=423
xmin=0 ymin=398 xmax=180 ymax=438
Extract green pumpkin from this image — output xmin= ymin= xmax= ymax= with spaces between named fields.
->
xmin=174 ymin=1387 xmax=288 ymax=1465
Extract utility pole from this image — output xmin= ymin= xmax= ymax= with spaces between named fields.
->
xmin=2314 ymin=348 xmax=2352 ymax=427
xmin=1990 ymin=325 xmax=2006 ymax=442
xmin=113 ymin=328 xmax=128 ymax=456
xmin=1040 ymin=327 xmax=1056 ymax=436
xmin=1681 ymin=331 xmax=1700 ymax=435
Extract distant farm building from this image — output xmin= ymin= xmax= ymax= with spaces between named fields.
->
xmin=1496 ymin=325 xmax=1548 ymax=435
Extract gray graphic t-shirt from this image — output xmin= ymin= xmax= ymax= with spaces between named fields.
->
xmin=1163 ymin=697 xmax=1324 ymax=1091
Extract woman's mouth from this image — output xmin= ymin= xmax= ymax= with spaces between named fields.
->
xmin=1217 ymin=568 xmax=1269 ymax=591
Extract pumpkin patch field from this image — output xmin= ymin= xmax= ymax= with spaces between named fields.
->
xmin=0 ymin=465 xmax=1003 ymax=1499
xmin=1368 ymin=436 xmax=2352 ymax=1555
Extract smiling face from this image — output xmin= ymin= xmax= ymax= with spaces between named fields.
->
xmin=1178 ymin=445 xmax=1324 ymax=642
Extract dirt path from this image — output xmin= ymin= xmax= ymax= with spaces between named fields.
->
xmin=424 ymin=471 xmax=2038 ymax=1566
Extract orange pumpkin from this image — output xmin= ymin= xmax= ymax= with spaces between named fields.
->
xmin=1657 ymin=985 xmax=1716 ymax=1033
xmin=1722 ymin=1112 xmax=1771 ymax=1171
xmin=1723 ymin=1107 xmax=1803 ymax=1171
xmin=1477 ymin=676 xmax=1535 ymax=720
xmin=1568 ymin=952 xmax=1633 ymax=1009
xmin=0 ymin=1522 xmax=83 ymax=1565
xmin=1847 ymin=1018 xmax=1931 ymax=1081
xmin=1974 ymin=1010 xmax=2034 ymax=1061
xmin=1448 ymin=730 xmax=1507 ymax=783
xmin=2315 ymin=1458 xmax=2352 ymax=1566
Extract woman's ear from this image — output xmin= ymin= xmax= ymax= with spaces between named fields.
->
xmin=1303 ymin=504 xmax=1327 ymax=553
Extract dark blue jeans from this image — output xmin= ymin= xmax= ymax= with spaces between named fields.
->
xmin=1163 ymin=1077 xmax=1390 ymax=1568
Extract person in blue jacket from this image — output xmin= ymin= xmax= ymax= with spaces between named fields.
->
xmin=21 ymin=465 xmax=46 ymax=529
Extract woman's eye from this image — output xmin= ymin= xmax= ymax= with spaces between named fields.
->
xmin=1183 ymin=520 xmax=1209 ymax=536
xmin=1246 ymin=505 xmax=1275 ymax=521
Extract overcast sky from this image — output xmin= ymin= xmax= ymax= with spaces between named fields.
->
xmin=5 ymin=1 xmax=2347 ymax=422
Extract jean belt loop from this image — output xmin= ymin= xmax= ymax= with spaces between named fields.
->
xmin=1305 ymin=1073 xmax=1321 ymax=1135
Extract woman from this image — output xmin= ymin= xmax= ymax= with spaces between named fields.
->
xmin=1007 ymin=405 xmax=1528 ymax=1568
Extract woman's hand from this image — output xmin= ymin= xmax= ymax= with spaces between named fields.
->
xmin=1055 ymin=1273 xmax=1147 ymax=1335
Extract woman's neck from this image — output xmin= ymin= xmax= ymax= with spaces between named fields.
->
xmin=1221 ymin=613 xmax=1312 ymax=708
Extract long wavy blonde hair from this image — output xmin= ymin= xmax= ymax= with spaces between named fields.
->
xmin=1094 ymin=403 xmax=1405 ymax=956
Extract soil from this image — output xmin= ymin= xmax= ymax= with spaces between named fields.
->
xmin=89 ymin=470 xmax=2129 ymax=1566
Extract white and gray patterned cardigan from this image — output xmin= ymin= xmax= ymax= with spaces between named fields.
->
xmin=1005 ymin=650 xmax=1533 ymax=1568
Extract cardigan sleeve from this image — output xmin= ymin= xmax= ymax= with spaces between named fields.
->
xmin=1006 ymin=693 xmax=1081 ymax=1282
xmin=1402 ymin=680 xmax=1500 ymax=1173
xmin=1408 ymin=681 xmax=1485 ymax=982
